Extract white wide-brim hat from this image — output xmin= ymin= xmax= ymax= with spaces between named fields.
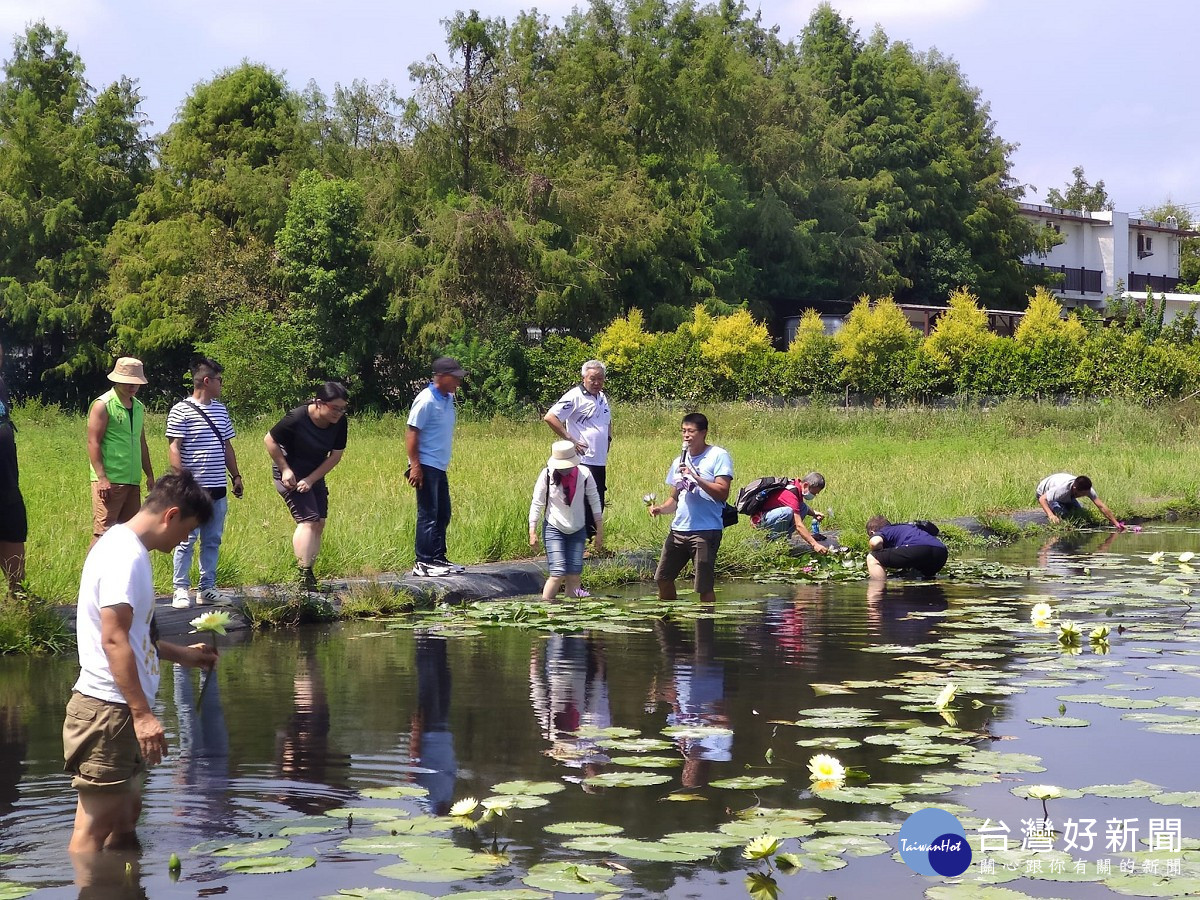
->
xmin=547 ymin=440 xmax=581 ymax=470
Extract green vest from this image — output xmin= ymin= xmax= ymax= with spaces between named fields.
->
xmin=90 ymin=389 xmax=145 ymax=484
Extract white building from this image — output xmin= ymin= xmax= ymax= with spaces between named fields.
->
xmin=1018 ymin=202 xmax=1198 ymax=322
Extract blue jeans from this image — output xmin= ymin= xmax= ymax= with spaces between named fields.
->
xmin=543 ymin=523 xmax=586 ymax=575
xmin=173 ymin=495 xmax=228 ymax=590
xmin=1044 ymin=497 xmax=1084 ymax=518
xmin=416 ymin=466 xmax=451 ymax=563
xmin=757 ymin=506 xmax=795 ymax=540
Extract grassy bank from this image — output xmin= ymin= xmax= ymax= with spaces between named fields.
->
xmin=9 ymin=399 xmax=1200 ymax=602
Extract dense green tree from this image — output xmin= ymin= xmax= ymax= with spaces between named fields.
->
xmin=1045 ymin=165 xmax=1112 ymax=212
xmin=0 ymin=22 xmax=150 ymax=399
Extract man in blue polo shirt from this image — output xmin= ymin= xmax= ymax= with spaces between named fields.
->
xmin=648 ymin=412 xmax=733 ymax=604
xmin=406 ymin=357 xmax=466 ymax=577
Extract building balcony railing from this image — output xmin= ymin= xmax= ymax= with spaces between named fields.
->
xmin=1127 ymin=272 xmax=1180 ymax=293
xmin=1024 ymin=263 xmax=1104 ymax=294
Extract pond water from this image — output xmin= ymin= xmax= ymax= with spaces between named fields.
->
xmin=2 ymin=526 xmax=1200 ymax=899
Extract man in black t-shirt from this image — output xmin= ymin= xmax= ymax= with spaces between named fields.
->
xmin=0 ymin=340 xmax=26 ymax=594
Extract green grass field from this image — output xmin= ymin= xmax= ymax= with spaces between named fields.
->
xmin=10 ymin=399 xmax=1200 ymax=602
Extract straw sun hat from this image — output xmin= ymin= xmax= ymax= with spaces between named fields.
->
xmin=547 ymin=440 xmax=581 ymax=470
xmin=107 ymin=357 xmax=148 ymax=385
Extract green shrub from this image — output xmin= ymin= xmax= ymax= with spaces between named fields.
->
xmin=780 ymin=309 xmax=839 ymax=397
xmin=1011 ymin=288 xmax=1086 ymax=396
xmin=523 ymin=334 xmax=592 ymax=409
xmin=438 ymin=328 xmax=529 ymax=417
xmin=916 ymin=288 xmax=997 ymax=395
xmin=833 ymin=296 xmax=918 ymax=400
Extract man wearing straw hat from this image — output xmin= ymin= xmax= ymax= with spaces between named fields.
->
xmin=87 ymin=358 xmax=155 ymax=546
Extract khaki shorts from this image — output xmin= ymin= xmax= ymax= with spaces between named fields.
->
xmin=63 ymin=692 xmax=146 ymax=793
xmin=654 ymin=529 xmax=722 ymax=595
xmin=91 ymin=483 xmax=141 ymax=537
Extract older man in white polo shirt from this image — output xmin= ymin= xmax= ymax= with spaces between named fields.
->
xmin=544 ymin=360 xmax=612 ymax=544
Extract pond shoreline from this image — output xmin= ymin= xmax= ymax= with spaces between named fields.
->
xmin=50 ymin=504 xmax=1192 ymax=642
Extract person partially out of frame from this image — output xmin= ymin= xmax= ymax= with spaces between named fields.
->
xmin=264 ymin=382 xmax=349 ymax=590
xmin=0 ymin=339 xmax=26 ymax=594
xmin=63 ymin=470 xmax=218 ymax=852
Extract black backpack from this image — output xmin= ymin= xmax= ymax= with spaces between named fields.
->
xmin=734 ymin=477 xmax=798 ymax=516
xmin=911 ymin=519 xmax=941 ymax=537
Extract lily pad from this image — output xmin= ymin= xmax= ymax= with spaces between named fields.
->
xmin=1150 ymin=791 xmax=1200 ymax=807
xmin=219 ymin=856 xmax=316 ymax=874
xmin=324 ymin=806 xmax=409 ymax=822
xmin=1104 ymin=874 xmax=1200 ymax=896
xmin=522 ymin=862 xmax=622 ymax=894
xmin=544 ymin=821 xmax=624 ymax=836
xmin=1079 ymin=780 xmax=1163 ymax=799
xmin=608 ymin=755 xmax=682 ymax=768
xmin=661 ymin=724 xmax=734 ymax=739
xmin=490 ymin=780 xmax=566 ymax=796
xmin=1026 ymin=716 xmax=1090 ymax=727
xmin=212 ymin=838 xmax=291 ymax=857
xmin=708 ymin=775 xmax=786 ymax=790
xmin=0 ymin=885 xmax=35 ymax=900
xmin=596 ymin=738 xmax=674 ymax=752
xmin=359 ymin=785 xmax=429 ymax=800
xmin=376 ymin=848 xmax=506 ymax=883
xmin=321 ymin=891 xmax=433 ymax=900
xmin=802 ymin=834 xmax=891 ymax=857
xmin=583 ymin=772 xmax=672 ymax=788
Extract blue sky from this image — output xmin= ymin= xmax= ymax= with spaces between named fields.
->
xmin=4 ymin=0 xmax=1196 ymax=216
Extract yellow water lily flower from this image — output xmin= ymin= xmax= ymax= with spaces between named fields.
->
xmin=1030 ymin=602 xmax=1053 ymax=623
xmin=449 ymin=797 xmax=479 ymax=817
xmin=808 ymin=754 xmax=845 ymax=783
xmin=1180 ymin=552 xmax=1196 ymax=563
xmin=934 ymin=682 xmax=957 ymax=711
xmin=189 ymin=611 xmax=232 ymax=634
xmin=1148 ymin=551 xmax=1166 ymax=563
xmin=481 ymin=796 xmax=514 ymax=815
xmin=1089 ymin=625 xmax=1110 ymax=642
xmin=1027 ymin=785 xmax=1061 ymax=800
xmin=1057 ymin=621 xmax=1081 ymax=645
xmin=742 ymin=834 xmax=783 ymax=861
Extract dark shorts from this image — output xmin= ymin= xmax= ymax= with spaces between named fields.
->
xmin=275 ymin=477 xmax=328 ymax=522
xmin=654 ymin=530 xmax=722 ymax=595
xmin=874 ymin=544 xmax=948 ymax=578
xmin=0 ymin=490 xmax=26 ymax=542
xmin=63 ymin=692 xmax=146 ymax=793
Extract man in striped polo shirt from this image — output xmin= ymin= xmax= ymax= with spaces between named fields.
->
xmin=166 ymin=358 xmax=243 ymax=608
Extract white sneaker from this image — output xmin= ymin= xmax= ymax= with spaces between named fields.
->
xmin=197 ymin=588 xmax=222 ymax=606
xmin=171 ymin=588 xmax=192 ymax=609
xmin=412 ymin=561 xmax=453 ymax=577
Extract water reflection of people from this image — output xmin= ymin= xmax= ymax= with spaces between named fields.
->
xmin=411 ymin=636 xmax=456 ymax=814
xmin=0 ymin=703 xmax=26 ymax=819
xmin=865 ymin=580 xmax=948 ymax=644
xmin=529 ymin=634 xmax=611 ymax=778
xmin=1038 ymin=532 xmax=1118 ymax=573
xmin=276 ymin=651 xmax=348 ymax=813
xmin=72 ymin=851 xmax=147 ymax=900
xmin=172 ymin=662 xmax=229 ymax=825
xmin=650 ymin=618 xmax=731 ymax=789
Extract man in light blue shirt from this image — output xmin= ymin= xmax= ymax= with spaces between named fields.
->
xmin=648 ymin=412 xmax=733 ymax=604
xmin=406 ymin=357 xmax=466 ymax=577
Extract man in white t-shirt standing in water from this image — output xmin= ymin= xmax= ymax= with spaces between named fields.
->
xmin=167 ymin=358 xmax=244 ymax=608
xmin=544 ymin=360 xmax=612 ymax=546
xmin=63 ymin=471 xmax=219 ymax=852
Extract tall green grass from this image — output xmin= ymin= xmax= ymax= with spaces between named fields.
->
xmin=11 ymin=399 xmax=1200 ymax=601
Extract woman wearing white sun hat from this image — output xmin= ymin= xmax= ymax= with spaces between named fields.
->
xmin=529 ymin=440 xmax=603 ymax=601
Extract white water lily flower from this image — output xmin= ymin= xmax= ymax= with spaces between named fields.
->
xmin=1148 ymin=551 xmax=1166 ymax=563
xmin=449 ymin=797 xmax=479 ymax=818
xmin=1180 ymin=552 xmax=1196 ymax=563
xmin=1057 ymin=621 xmax=1081 ymax=644
xmin=642 ymin=493 xmax=657 ymax=505
xmin=1027 ymin=785 xmax=1061 ymax=800
xmin=742 ymin=834 xmax=783 ymax=861
xmin=190 ymin=611 xmax=232 ymax=635
xmin=1182 ymin=564 xmax=1196 ymax=575
xmin=1030 ymin=602 xmax=1053 ymax=624
xmin=934 ymin=682 xmax=957 ymax=711
xmin=1089 ymin=625 xmax=1110 ymax=642
xmin=808 ymin=754 xmax=846 ymax=783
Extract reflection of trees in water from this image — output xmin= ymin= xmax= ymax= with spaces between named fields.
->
xmin=410 ymin=636 xmax=456 ymax=815
xmin=275 ymin=651 xmax=350 ymax=815
xmin=529 ymin=634 xmax=610 ymax=787
xmin=0 ymin=704 xmax=26 ymax=817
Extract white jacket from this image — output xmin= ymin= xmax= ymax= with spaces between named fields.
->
xmin=529 ymin=466 xmax=602 ymax=534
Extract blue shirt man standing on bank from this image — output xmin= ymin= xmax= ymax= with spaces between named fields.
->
xmin=406 ymin=357 xmax=467 ymax=577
